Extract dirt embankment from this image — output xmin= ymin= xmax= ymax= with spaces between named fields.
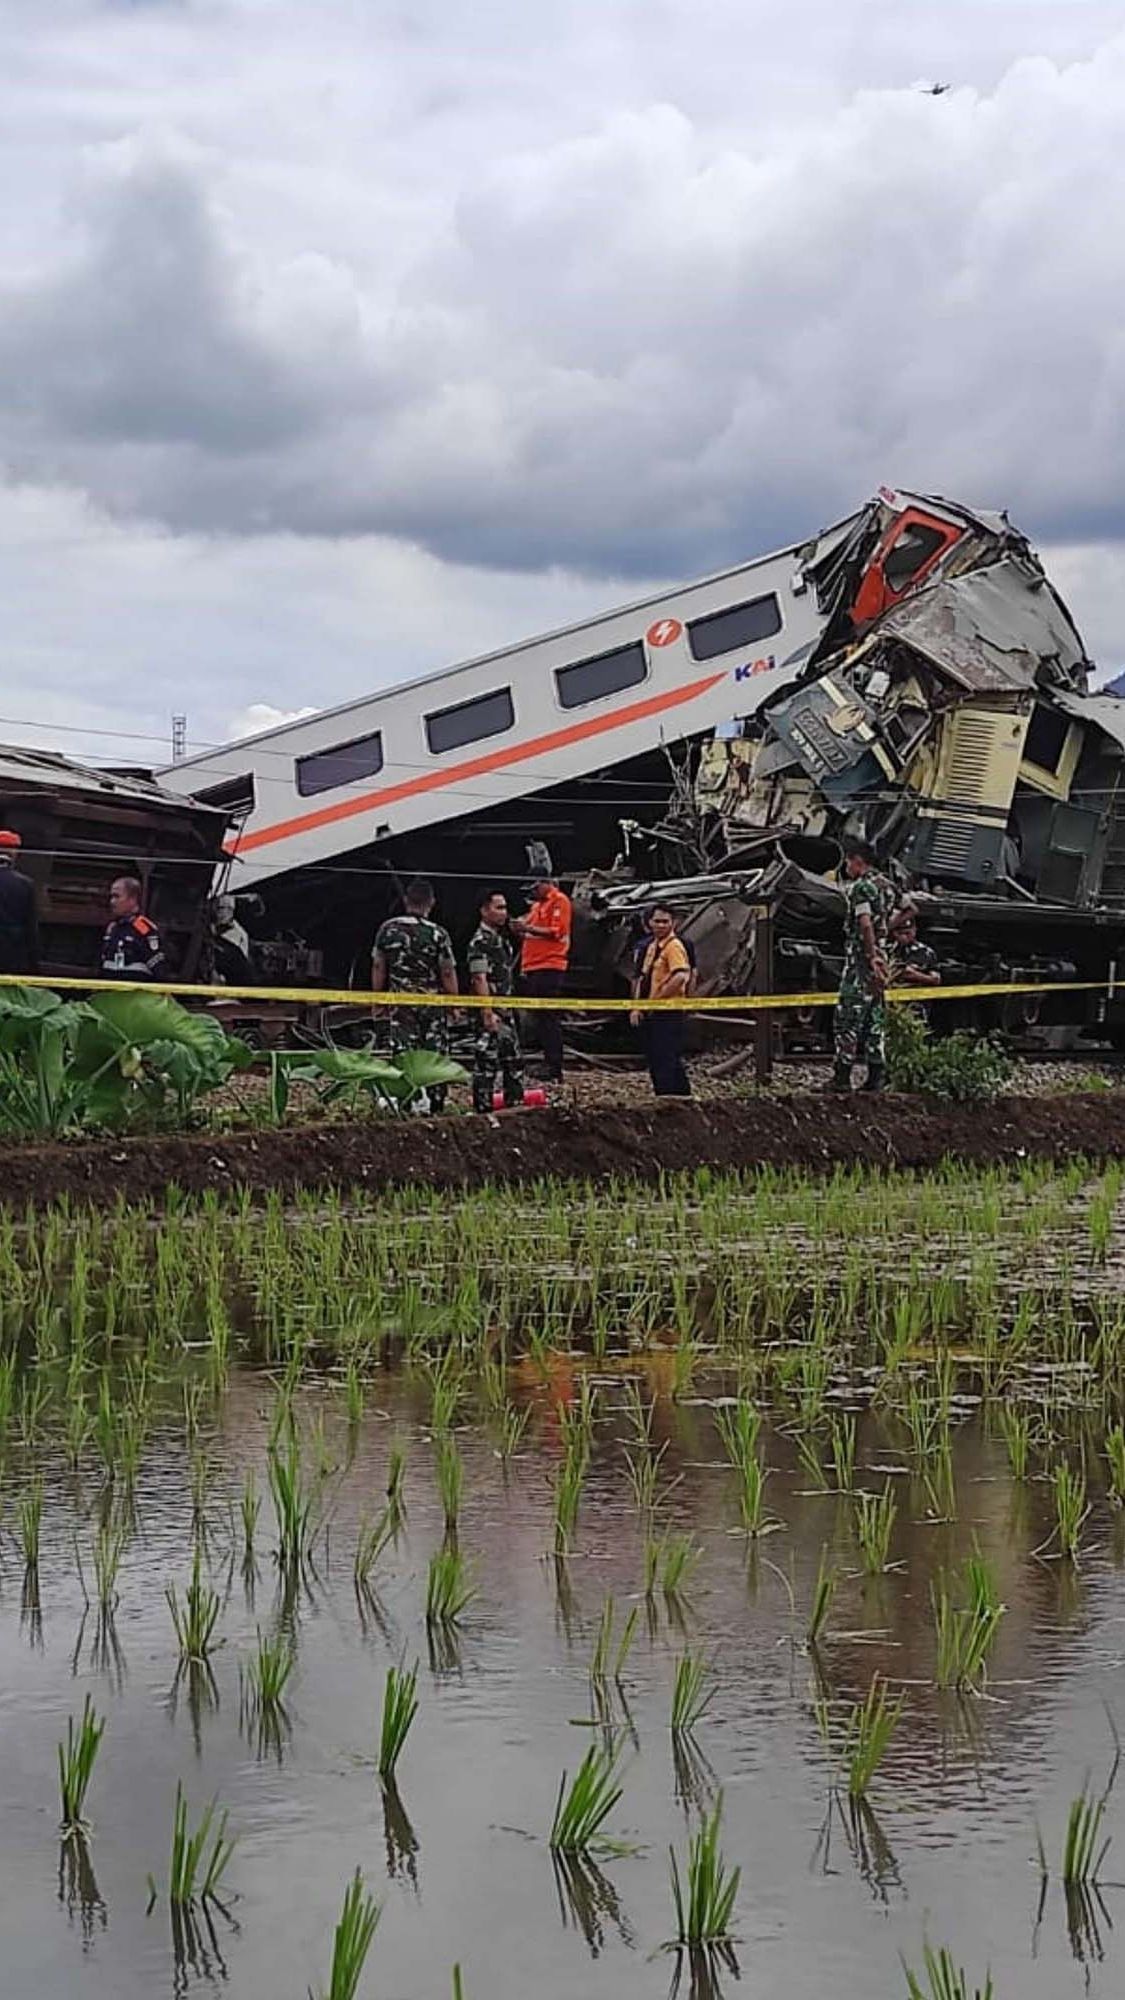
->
xmin=2 ymin=1093 xmax=1125 ymax=1209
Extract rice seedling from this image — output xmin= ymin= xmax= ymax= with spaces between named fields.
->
xmin=829 ymin=1413 xmax=857 ymax=1493
xmin=999 ymin=1405 xmax=1032 ymax=1482
xmin=660 ymin=1531 xmax=701 ymax=1601
xmin=932 ymin=1550 xmax=1004 ymax=1693
xmin=902 ymin=1943 xmax=994 ymax=2000
xmin=853 ymin=1483 xmax=897 ymax=1575
xmin=807 ymin=1547 xmax=837 ymax=1651
xmin=58 ymin=1694 xmax=105 ymax=1836
xmin=714 ymin=1399 xmax=761 ymax=1469
xmin=166 ymin=1546 xmax=222 ymax=1664
xmin=310 ymin=1869 xmax=380 ymax=2000
xmin=343 ymin=1353 xmax=365 ymax=1427
xmin=240 ymin=1466 xmax=260 ymax=1557
xmin=452 ymin=1968 xmax=465 ymax=2000
xmin=1106 ymin=1424 xmax=1125 ymax=1505
xmin=92 ymin=1517 xmax=128 ymax=1614
xmin=427 ymin=1357 xmax=464 ymax=1438
xmin=795 ymin=1428 xmax=829 ymax=1492
xmin=425 ymin=1546 xmax=475 ymax=1627
xmin=152 ymin=1783 xmax=236 ymax=1909
xmin=669 ymin=1794 xmax=740 ymax=1944
xmin=625 ymin=1438 xmax=677 ymax=1515
xmin=268 ymin=1433 xmax=317 ymax=1571
xmin=589 ymin=1597 xmax=639 ymax=1690
xmin=1051 ymin=1460 xmax=1090 ymax=1561
xmin=549 ymin=1742 xmax=625 ymax=1855
xmin=843 ymin=1676 xmax=902 ymax=1802
xmin=64 ymin=1389 xmax=94 ymax=1470
xmin=354 ymin=1508 xmax=395 ymax=1595
xmin=377 ymin=1661 xmax=419 ymax=1783
xmin=552 ymin=1446 xmax=587 ymax=1555
xmin=434 ymin=1434 xmax=463 ymax=1535
xmin=670 ymin=1650 xmax=715 ymax=1735
xmin=1061 ymin=1780 xmax=1111 ymax=1887
xmin=385 ymin=1438 xmax=407 ymax=1520
xmin=244 ymin=1627 xmax=294 ymax=1714
xmin=17 ymin=1473 xmax=43 ymax=1571
xmin=496 ymin=1400 xmax=529 ymax=1461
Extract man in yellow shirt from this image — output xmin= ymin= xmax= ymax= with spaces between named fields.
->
xmin=630 ymin=904 xmax=692 ymax=1096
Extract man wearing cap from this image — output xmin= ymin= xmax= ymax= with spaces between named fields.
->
xmin=511 ymin=869 xmax=572 ymax=1085
xmin=0 ymin=830 xmax=39 ymax=976
xmin=101 ymin=877 xmax=166 ymax=981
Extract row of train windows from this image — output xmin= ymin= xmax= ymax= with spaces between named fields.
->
xmin=288 ymin=591 xmax=782 ymax=798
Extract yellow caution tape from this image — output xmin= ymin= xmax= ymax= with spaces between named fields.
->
xmin=0 ymin=971 xmax=1111 ymax=1012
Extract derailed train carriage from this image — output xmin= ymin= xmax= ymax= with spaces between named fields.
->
xmin=152 ymin=486 xmax=1125 ymax=1048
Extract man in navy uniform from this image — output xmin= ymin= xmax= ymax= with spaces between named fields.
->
xmin=101 ymin=877 xmax=165 ymax=980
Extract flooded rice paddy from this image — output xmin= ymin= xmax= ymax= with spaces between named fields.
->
xmin=3 ymin=1161 xmax=1125 ymax=1998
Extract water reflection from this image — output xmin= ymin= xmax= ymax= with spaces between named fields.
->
xmin=58 ymin=1834 xmax=107 ymax=1948
xmin=551 ymin=1850 xmax=635 ymax=1956
xmin=382 ymin=1780 xmax=420 ymax=1891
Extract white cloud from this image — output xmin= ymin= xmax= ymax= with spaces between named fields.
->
xmin=227 ymin=702 xmax=317 ymax=740
xmin=0 ymin=2 xmax=1124 ymax=749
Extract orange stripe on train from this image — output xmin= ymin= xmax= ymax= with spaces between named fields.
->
xmin=223 ymin=671 xmax=727 ymax=857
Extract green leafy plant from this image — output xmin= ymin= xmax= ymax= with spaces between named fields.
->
xmin=1061 ymin=1781 xmax=1111 ymax=1887
xmin=150 ymin=1783 xmax=236 ymax=1908
xmin=310 ymin=1870 xmax=380 ymax=2000
xmin=902 ymin=1942 xmax=994 ymax=2000
xmin=549 ymin=1743 xmax=626 ymax=1855
xmin=843 ymin=1676 xmax=903 ymax=1801
xmin=245 ymin=1628 xmax=294 ymax=1713
xmin=932 ymin=1550 xmax=1005 ymax=1693
xmin=58 ymin=1695 xmax=105 ymax=1836
xmin=669 ymin=1795 xmax=740 ymax=1944
xmin=886 ymin=1006 xmax=1012 ymax=1102
xmin=377 ymin=1662 xmax=419 ymax=1783
xmin=853 ymin=1482 xmax=897 ymax=1574
xmin=166 ymin=1545 xmax=222 ymax=1663
xmin=425 ymin=1546 xmax=475 ymax=1627
xmin=670 ymin=1651 xmax=715 ymax=1735
xmin=807 ymin=1547 xmax=838 ymax=1650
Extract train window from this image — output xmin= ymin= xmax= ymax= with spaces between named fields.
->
xmin=295 ymin=731 xmax=385 ymax=797
xmin=425 ymin=687 xmax=514 ymax=755
xmin=555 ymin=642 xmax=647 ymax=710
xmin=1025 ymin=704 xmax=1070 ymax=776
xmin=687 ymin=594 xmax=782 ymax=662
xmin=881 ymin=521 xmax=949 ymax=589
xmin=193 ymin=772 xmax=256 ymax=816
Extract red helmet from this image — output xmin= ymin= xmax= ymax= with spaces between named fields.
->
xmin=0 ymin=828 xmax=22 ymax=849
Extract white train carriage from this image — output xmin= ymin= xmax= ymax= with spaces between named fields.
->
xmin=155 ymin=522 xmax=865 ymax=887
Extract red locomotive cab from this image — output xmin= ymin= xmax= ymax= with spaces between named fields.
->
xmin=850 ymin=504 xmax=965 ymax=631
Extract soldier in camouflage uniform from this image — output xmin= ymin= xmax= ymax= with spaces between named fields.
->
xmin=832 ymin=838 xmax=894 ymax=1092
xmin=887 ymin=906 xmax=941 ymax=989
xmin=466 ymin=890 xmax=524 ymax=1114
xmin=371 ymin=879 xmax=458 ymax=1109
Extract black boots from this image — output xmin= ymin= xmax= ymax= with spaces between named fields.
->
xmin=863 ymin=1064 xmax=886 ymax=1092
xmin=830 ymin=1062 xmax=852 ymax=1093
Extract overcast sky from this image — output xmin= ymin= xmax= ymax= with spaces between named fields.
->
xmin=1 ymin=0 xmax=1123 ymax=765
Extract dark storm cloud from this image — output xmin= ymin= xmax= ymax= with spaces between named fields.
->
xmin=0 ymin=0 xmax=1124 ymax=748
xmin=2 ymin=38 xmax=1124 ymax=580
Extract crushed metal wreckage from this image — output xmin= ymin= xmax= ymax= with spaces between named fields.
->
xmin=574 ymin=491 xmax=1125 ymax=1043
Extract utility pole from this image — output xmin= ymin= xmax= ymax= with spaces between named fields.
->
xmin=171 ymin=714 xmax=187 ymax=763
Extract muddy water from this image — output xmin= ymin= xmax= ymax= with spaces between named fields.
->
xmin=2 ymin=1370 xmax=1124 ymax=2000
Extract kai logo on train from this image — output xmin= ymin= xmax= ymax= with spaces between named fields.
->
xmin=733 ymin=655 xmax=777 ymax=682
xmin=645 ymin=617 xmax=683 ymax=648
